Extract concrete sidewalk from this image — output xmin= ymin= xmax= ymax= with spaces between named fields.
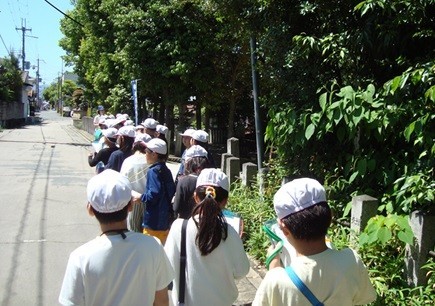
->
xmin=75 ymin=123 xmax=265 ymax=305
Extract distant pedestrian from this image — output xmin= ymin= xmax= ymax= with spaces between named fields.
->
xmin=120 ymin=133 xmax=152 ymax=232
xmin=132 ymin=138 xmax=176 ymax=244
xmin=156 ymin=124 xmax=169 ymax=144
xmin=58 ymin=170 xmax=174 ymax=306
xmin=173 ymin=145 xmax=210 ymax=219
xmin=176 ymin=128 xmax=196 ymax=182
xmin=164 ymin=168 xmax=250 ymax=306
xmin=105 ymin=126 xmax=135 ymax=172
xmin=190 ymin=130 xmax=215 ymax=167
xmin=93 ymin=117 xmax=107 ymax=142
xmin=135 ymin=124 xmax=145 ymax=134
xmin=252 ymin=178 xmax=376 ymax=306
xmin=88 ymin=127 xmax=118 ymax=172
xmin=143 ymin=118 xmax=158 ymax=138
xmin=93 ymin=105 xmax=105 ymax=128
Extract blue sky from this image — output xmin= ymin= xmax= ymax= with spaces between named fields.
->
xmin=0 ymin=0 xmax=74 ymax=85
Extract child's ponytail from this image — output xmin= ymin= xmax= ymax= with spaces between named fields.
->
xmin=192 ymin=185 xmax=228 ymax=255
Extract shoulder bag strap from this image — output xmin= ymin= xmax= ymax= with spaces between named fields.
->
xmin=178 ymin=219 xmax=188 ymax=305
xmin=285 ymin=266 xmax=324 ymax=306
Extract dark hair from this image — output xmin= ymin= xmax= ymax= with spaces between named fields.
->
xmin=91 ymin=204 xmax=129 ymax=224
xmin=192 ymin=185 xmax=229 ymax=255
xmin=132 ymin=141 xmax=147 ymax=154
xmin=184 ymin=156 xmax=210 ymax=175
xmin=119 ymin=136 xmax=135 ymax=154
xmin=281 ymin=202 xmax=332 ymax=241
xmin=157 ymin=133 xmax=167 ymax=142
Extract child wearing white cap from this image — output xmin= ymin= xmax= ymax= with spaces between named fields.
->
xmin=142 ymin=118 xmax=158 ymax=138
xmin=176 ymin=128 xmax=196 ymax=181
xmin=105 ymin=126 xmax=136 ymax=172
xmin=252 ymin=178 xmax=376 ymax=306
xmin=59 ymin=170 xmax=174 ymax=306
xmin=164 ymin=168 xmax=250 ymax=306
xmin=131 ymin=138 xmax=176 ymax=244
xmin=173 ymin=145 xmax=210 ymax=219
xmin=120 ymin=133 xmax=152 ymax=232
xmin=190 ymin=129 xmax=216 ymax=167
xmin=88 ymin=128 xmax=118 ymax=172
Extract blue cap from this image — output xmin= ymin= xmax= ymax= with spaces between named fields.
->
xmin=97 ymin=105 xmax=104 ymax=111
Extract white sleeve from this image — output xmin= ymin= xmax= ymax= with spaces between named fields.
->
xmin=58 ymin=253 xmax=85 ymax=306
xmin=227 ymin=226 xmax=250 ymax=279
xmin=155 ymin=241 xmax=175 ymax=291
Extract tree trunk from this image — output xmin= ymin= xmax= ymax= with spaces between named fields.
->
xmin=196 ymin=99 xmax=201 ymax=129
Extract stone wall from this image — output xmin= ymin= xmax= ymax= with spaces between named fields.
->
xmin=0 ymin=100 xmax=25 ymax=128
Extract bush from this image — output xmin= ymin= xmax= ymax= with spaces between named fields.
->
xmin=228 ymin=164 xmax=435 ymax=304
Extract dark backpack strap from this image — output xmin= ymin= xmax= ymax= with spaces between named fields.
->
xmin=178 ymin=219 xmax=188 ymax=304
xmin=285 ymin=266 xmax=324 ymax=306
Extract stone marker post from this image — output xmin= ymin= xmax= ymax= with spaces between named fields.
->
xmin=220 ymin=153 xmax=233 ymax=174
xmin=227 ymin=137 xmax=240 ymax=158
xmin=241 ymin=162 xmax=257 ymax=186
xmin=405 ymin=211 xmax=435 ymax=287
xmin=226 ymin=157 xmax=241 ymax=187
xmin=351 ymin=195 xmax=378 ymax=233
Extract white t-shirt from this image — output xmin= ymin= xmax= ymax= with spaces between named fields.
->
xmin=164 ymin=217 xmax=250 ymax=306
xmin=59 ymin=232 xmax=174 ymax=306
xmin=252 ymin=248 xmax=376 ymax=306
xmin=120 ymin=153 xmax=149 ymax=194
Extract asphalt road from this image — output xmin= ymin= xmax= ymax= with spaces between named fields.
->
xmin=0 ymin=110 xmax=180 ymax=306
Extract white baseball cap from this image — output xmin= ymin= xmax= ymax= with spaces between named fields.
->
xmin=273 ymin=178 xmax=326 ymax=219
xmin=196 ymin=168 xmax=229 ymax=192
xmin=87 ymin=169 xmax=132 ymax=213
xmin=134 ymin=133 xmax=152 ymax=144
xmin=180 ymin=128 xmax=196 ymax=137
xmin=146 ymin=138 xmax=167 ymax=155
xmin=143 ymin=118 xmax=158 ymax=129
xmin=185 ymin=145 xmax=208 ymax=161
xmin=102 ymin=127 xmax=118 ymax=139
xmin=135 ymin=124 xmax=145 ymax=130
xmin=156 ymin=124 xmax=168 ymax=136
xmin=116 ymin=126 xmax=136 ymax=138
xmin=192 ymin=130 xmax=209 ymax=143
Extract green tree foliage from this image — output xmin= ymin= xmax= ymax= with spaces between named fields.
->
xmin=59 ymin=0 xmax=254 ymax=134
xmin=0 ymin=55 xmax=22 ymax=102
xmin=42 ymin=79 xmax=80 ymax=108
xmin=42 ymin=82 xmax=59 ymax=106
xmin=263 ymin=0 xmax=435 ymax=215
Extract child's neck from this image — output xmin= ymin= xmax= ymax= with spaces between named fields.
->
xmin=100 ymin=220 xmax=128 ymax=234
xmin=293 ymin=238 xmax=328 ymax=257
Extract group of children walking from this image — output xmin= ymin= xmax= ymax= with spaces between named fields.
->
xmin=59 ymin=107 xmax=377 ymax=306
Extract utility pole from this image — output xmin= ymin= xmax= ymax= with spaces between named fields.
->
xmin=36 ymin=58 xmax=40 ymax=106
xmin=15 ymin=19 xmax=32 ymax=71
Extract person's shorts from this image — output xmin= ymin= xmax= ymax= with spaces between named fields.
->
xmin=143 ymin=228 xmax=169 ymax=245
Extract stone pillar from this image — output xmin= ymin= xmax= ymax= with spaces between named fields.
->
xmin=351 ymin=195 xmax=378 ymax=233
xmin=405 ymin=211 xmax=435 ymax=287
xmin=226 ymin=157 xmax=240 ymax=187
xmin=227 ymin=137 xmax=240 ymax=158
xmin=258 ymin=167 xmax=269 ymax=197
xmin=220 ymin=153 xmax=233 ymax=173
xmin=241 ymin=162 xmax=257 ymax=186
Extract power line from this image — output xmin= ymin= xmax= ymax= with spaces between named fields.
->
xmin=0 ymin=34 xmax=11 ymax=56
xmin=43 ymin=0 xmax=84 ymax=28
